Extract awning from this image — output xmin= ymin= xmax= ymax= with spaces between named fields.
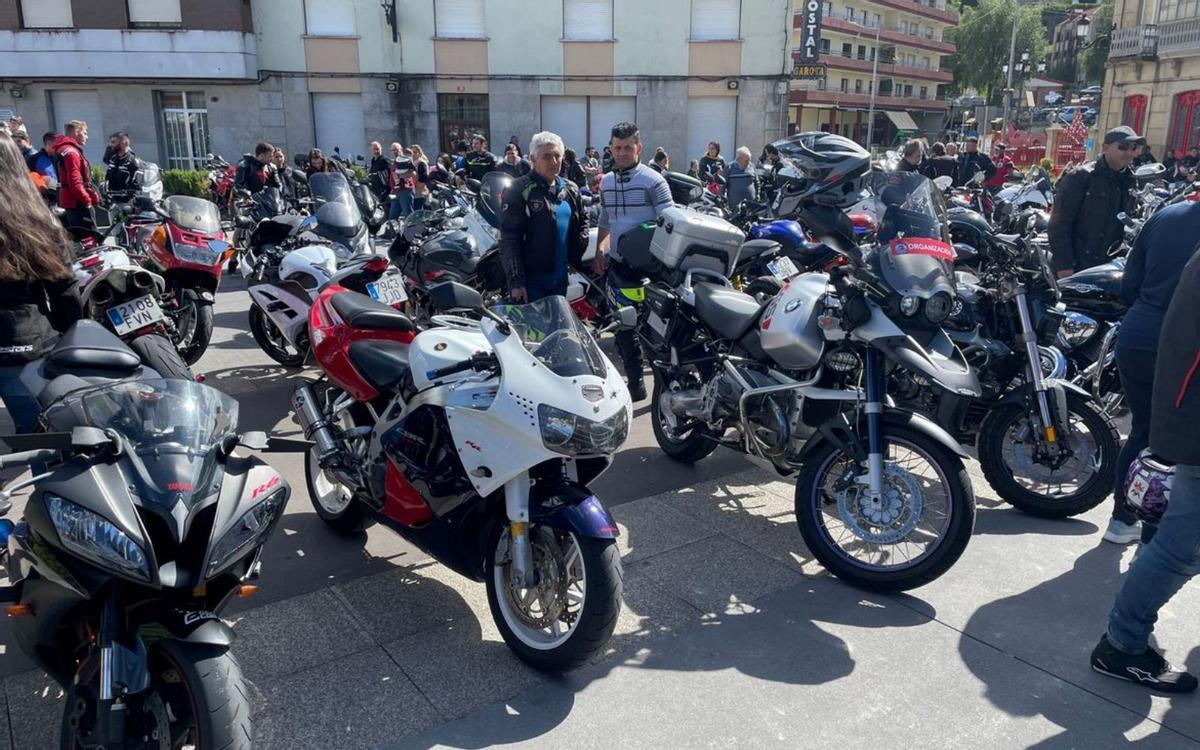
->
xmin=884 ymin=110 xmax=920 ymax=131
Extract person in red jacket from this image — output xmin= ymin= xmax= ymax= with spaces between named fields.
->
xmin=53 ymin=120 xmax=100 ymax=238
xmin=983 ymin=142 xmax=1014 ymax=192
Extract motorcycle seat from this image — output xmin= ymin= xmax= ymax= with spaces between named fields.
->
xmin=330 ymin=291 xmax=415 ymax=332
xmin=995 ymin=233 xmax=1020 ymax=245
xmin=45 ymin=321 xmax=142 ymax=376
xmin=348 ymin=340 xmax=410 ymax=392
xmin=692 ymin=282 xmax=762 ymax=341
xmin=738 ymin=239 xmax=782 ymax=260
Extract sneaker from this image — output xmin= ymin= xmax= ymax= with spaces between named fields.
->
xmin=1103 ymin=518 xmax=1143 ymax=545
xmin=628 ymin=379 xmax=647 ymax=402
xmin=1091 ymin=635 xmax=1198 ymax=693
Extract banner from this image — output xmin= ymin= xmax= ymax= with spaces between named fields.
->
xmin=798 ymin=0 xmax=824 ymax=63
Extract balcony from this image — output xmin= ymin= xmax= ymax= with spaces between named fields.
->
xmin=1109 ymin=25 xmax=1158 ymax=59
xmin=0 ymin=29 xmax=258 ymax=80
xmin=790 ymin=88 xmax=948 ymax=111
xmin=817 ymin=16 xmax=955 ymax=54
xmin=1159 ymin=17 xmax=1200 ymax=55
xmin=868 ymin=0 xmax=959 ymax=25
xmin=802 ymin=49 xmax=954 ymax=82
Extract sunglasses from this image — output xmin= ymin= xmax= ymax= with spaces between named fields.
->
xmin=1115 ymin=142 xmax=1140 ymax=151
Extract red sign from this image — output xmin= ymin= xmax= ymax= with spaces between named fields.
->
xmin=889 ymin=238 xmax=955 ymax=262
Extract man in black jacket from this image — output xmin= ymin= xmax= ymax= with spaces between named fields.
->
xmin=236 ymin=142 xmax=278 ymax=194
xmin=922 ymin=141 xmax=958 ymax=182
xmin=1091 ymin=248 xmax=1200 ymax=694
xmin=1048 ymin=126 xmax=1139 ymax=278
xmin=496 ymin=143 xmax=531 ymax=178
xmin=499 ymin=131 xmax=588 ymax=302
xmin=955 ymin=135 xmax=995 ymax=186
xmin=463 ymin=136 xmax=498 ymax=181
xmin=104 ymin=132 xmax=139 ymax=196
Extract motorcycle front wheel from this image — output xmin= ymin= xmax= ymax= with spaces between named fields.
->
xmin=650 ymin=367 xmax=718 ymax=464
xmin=977 ymin=391 xmax=1119 ymax=518
xmin=795 ymin=425 xmax=975 ymax=592
xmin=60 ymin=641 xmax=250 ymax=750
xmin=170 ymin=292 xmax=214 ymax=365
xmin=486 ymin=524 xmax=622 ymax=671
xmin=249 ymin=305 xmax=307 ymax=367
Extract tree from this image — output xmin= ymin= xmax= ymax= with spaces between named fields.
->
xmin=948 ymin=0 xmax=1051 ymax=100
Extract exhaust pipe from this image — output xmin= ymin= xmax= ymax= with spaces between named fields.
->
xmin=292 ymin=385 xmax=339 ymax=462
xmin=661 ymin=389 xmax=706 ymax=420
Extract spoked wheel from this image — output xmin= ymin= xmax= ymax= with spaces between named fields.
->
xmin=249 ymin=305 xmax=307 ymax=367
xmin=61 ymin=642 xmax=250 ymax=750
xmin=977 ymin=392 xmax=1119 ymax=518
xmin=486 ymin=524 xmax=621 ymax=671
xmin=650 ymin=366 xmax=718 ymax=463
xmin=795 ymin=425 xmax=975 ymax=592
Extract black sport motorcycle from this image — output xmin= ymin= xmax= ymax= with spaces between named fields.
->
xmin=0 ymin=325 xmax=288 ymax=748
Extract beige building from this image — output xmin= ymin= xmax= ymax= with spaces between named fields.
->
xmin=789 ymin=0 xmax=957 ymax=145
xmin=1103 ymin=0 xmax=1200 ymax=156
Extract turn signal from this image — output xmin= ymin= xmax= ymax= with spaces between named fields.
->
xmin=236 ymin=585 xmax=259 ymax=598
xmin=6 ymin=604 xmax=31 ymax=618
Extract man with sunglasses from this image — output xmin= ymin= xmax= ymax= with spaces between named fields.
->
xmin=1049 ymin=126 xmax=1141 ymax=278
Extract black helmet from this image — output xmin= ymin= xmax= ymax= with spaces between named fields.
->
xmin=478 ymin=171 xmax=513 ymax=229
xmin=772 ymin=132 xmax=871 ymax=215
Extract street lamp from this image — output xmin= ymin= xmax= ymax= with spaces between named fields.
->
xmin=1076 ymin=15 xmax=1092 ymax=40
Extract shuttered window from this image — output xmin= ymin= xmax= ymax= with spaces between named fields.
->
xmin=21 ymin=0 xmax=72 ymax=28
xmin=563 ymin=0 xmax=613 ymax=40
xmin=690 ymin=0 xmax=740 ymax=40
xmin=305 ymin=0 xmax=356 ymax=35
xmin=128 ymin=0 xmax=182 ymax=24
xmin=435 ymin=0 xmax=487 ymax=38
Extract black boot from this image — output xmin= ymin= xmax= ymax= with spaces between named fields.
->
xmin=615 ymin=329 xmax=647 ymax=401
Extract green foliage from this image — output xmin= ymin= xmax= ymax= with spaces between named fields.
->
xmin=161 ymin=170 xmax=212 ymax=198
xmin=347 ymin=164 xmax=368 ymax=183
xmin=1079 ymin=0 xmax=1114 ymax=85
xmin=950 ymin=0 xmax=1051 ymax=99
xmin=89 ymin=165 xmax=105 ymax=186
xmin=1047 ymin=59 xmax=1077 ymax=83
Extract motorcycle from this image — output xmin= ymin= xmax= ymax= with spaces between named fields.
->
xmin=204 ymin=154 xmax=238 ymax=220
xmin=637 ymin=170 xmax=979 ymax=591
xmin=293 ymin=283 xmax=631 ymax=669
xmin=0 ymin=323 xmax=287 ymax=748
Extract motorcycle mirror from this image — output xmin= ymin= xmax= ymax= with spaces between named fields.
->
xmin=71 ymin=426 xmax=111 ymax=450
xmin=616 ymin=305 xmax=638 ymax=329
xmin=933 ymin=175 xmax=953 ymax=191
xmin=206 ymin=153 xmax=214 ymax=160
xmin=428 ymin=281 xmax=484 ymax=311
xmin=239 ymin=431 xmax=269 ymax=451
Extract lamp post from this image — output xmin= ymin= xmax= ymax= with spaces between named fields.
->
xmin=865 ymin=21 xmax=883 ymax=147
xmin=1001 ymin=11 xmax=1019 ymax=130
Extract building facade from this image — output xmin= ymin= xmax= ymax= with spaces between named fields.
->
xmin=1047 ymin=6 xmax=1098 ymax=85
xmin=0 ymin=0 xmax=793 ymax=169
xmin=789 ymin=0 xmax=957 ymax=145
xmin=1103 ymin=0 xmax=1200 ymax=154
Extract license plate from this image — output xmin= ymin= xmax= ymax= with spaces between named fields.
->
xmin=106 ymin=294 xmax=164 ymax=336
xmin=767 ymin=256 xmax=800 ymax=282
xmin=367 ymin=273 xmax=408 ymax=306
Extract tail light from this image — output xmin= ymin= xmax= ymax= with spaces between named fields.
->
xmin=363 ymin=257 xmax=389 ymax=274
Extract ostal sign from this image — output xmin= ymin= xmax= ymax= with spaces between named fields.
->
xmin=799 ymin=0 xmax=824 ymax=62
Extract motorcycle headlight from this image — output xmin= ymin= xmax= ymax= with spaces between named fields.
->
xmin=924 ymin=292 xmax=953 ymax=324
xmin=206 ymin=488 xmax=288 ymax=577
xmin=1056 ymin=311 xmax=1099 ymax=350
xmin=330 ymin=242 xmax=352 ymax=260
xmin=45 ymin=495 xmax=150 ymax=582
xmin=173 ymin=242 xmax=222 ymax=266
xmin=900 ymin=295 xmax=920 ymax=316
xmin=537 ymin=404 xmax=629 ymax=456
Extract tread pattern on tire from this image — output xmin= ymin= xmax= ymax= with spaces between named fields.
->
xmin=156 ymin=641 xmax=252 ymax=750
xmin=129 ymin=334 xmax=195 ymax=380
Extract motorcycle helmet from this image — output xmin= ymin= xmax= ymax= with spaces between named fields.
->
xmin=1125 ymin=449 xmax=1174 ymax=524
xmin=478 ymin=171 xmax=513 ymax=229
xmin=771 ymin=133 xmax=871 ymax=216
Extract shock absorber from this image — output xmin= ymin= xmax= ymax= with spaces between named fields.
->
xmin=292 ymin=384 xmax=339 ymax=462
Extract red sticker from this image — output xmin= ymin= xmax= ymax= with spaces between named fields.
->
xmin=888 ymin=238 xmax=955 ymax=262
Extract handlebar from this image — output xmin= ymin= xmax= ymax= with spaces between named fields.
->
xmin=425 ymin=351 xmax=497 ymax=381
xmin=0 ymin=449 xmax=60 ymax=471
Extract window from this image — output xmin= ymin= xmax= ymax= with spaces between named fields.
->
xmin=855 ymin=79 xmax=863 ymax=93
xmin=842 ymin=42 xmax=853 ymax=57
xmin=872 ymin=13 xmax=881 ymax=28
xmin=128 ymin=0 xmax=181 ymax=24
xmin=435 ymin=0 xmax=486 ymax=38
xmin=922 ymin=56 xmax=931 ymax=69
xmin=925 ymin=25 xmax=934 ymax=39
xmin=919 ymin=86 xmax=928 ymax=99
xmin=820 ymin=39 xmax=830 ymax=54
xmin=305 ymin=0 xmax=356 ymax=35
xmin=859 ymin=10 xmax=867 ymax=24
xmin=159 ymin=91 xmax=210 ymax=170
xmin=438 ymin=93 xmax=490 ymax=152
xmin=822 ymin=1 xmax=832 ymax=16
xmin=844 ymin=5 xmax=855 ymax=20
xmin=868 ymin=80 xmax=873 ymax=93
xmin=690 ymin=0 xmax=740 ymax=40
xmin=312 ymin=92 xmax=365 ymax=160
xmin=903 ymin=84 xmax=913 ymax=97
xmin=1123 ymin=94 xmax=1149 ymax=134
xmin=541 ymin=95 xmax=635 ymax=151
xmin=857 ymin=44 xmax=866 ymax=60
xmin=686 ymin=96 xmax=736 ymax=164
xmin=817 ymin=78 xmax=827 ymax=90
xmin=840 ymin=78 xmax=849 ymax=92
xmin=564 ymin=0 xmax=613 ymax=40
xmin=21 ymin=0 xmax=71 ymax=28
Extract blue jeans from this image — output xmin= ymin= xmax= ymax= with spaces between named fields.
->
xmin=0 ymin=364 xmax=38 ymax=434
xmin=412 ymin=196 xmax=426 ymax=213
xmin=1107 ymin=463 xmax=1200 ymax=653
xmin=388 ymin=191 xmax=413 ymax=221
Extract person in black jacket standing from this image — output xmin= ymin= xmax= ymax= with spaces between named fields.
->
xmin=464 ymin=136 xmax=498 ymax=181
xmin=955 ymin=135 xmax=996 ymax=186
xmin=1048 ymin=126 xmax=1139 ymax=278
xmin=0 ymin=134 xmax=82 ymax=433
xmin=499 ymin=131 xmax=589 ymax=302
xmin=104 ymin=132 xmax=139 ymax=197
xmin=922 ymin=141 xmax=958 ymax=183
xmin=1091 ymin=247 xmax=1200 ymax=694
xmin=237 ymin=142 xmax=278 ymax=194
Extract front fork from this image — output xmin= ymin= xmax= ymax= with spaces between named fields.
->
xmin=1014 ymin=290 xmax=1061 ymax=451
xmin=93 ymin=589 xmax=149 ymax=748
xmin=862 ymin=348 xmax=886 ymax=501
xmin=504 ymin=474 xmax=536 ymax=587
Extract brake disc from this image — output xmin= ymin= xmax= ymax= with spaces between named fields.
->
xmin=836 ymin=463 xmax=925 ymax=544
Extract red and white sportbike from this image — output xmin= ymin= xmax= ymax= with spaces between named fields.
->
xmin=293 ymin=282 xmax=633 ymax=669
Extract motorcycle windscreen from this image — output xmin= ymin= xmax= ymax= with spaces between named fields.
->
xmin=309 ymin=172 xmax=363 ymax=229
xmin=873 ymin=171 xmax=955 ymax=299
xmin=66 ymin=379 xmax=238 ymax=510
xmin=164 ymin=195 xmax=222 ymax=235
xmin=492 ymin=296 xmax=608 ymax=379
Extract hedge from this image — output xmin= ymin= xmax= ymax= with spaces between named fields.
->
xmin=161 ymin=169 xmax=212 ymax=198
xmin=90 ymin=165 xmax=105 ymax=186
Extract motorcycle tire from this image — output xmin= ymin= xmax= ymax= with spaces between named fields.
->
xmin=486 ymin=525 xmax=622 ymax=672
xmin=744 ymin=275 xmax=783 ymax=304
xmin=174 ymin=295 xmax=214 ymax=366
xmin=795 ymin=425 xmax=975 ymax=592
xmin=129 ymin=333 xmax=195 ymax=380
xmin=249 ymin=305 xmax=307 ymax=368
xmin=304 ymin=443 xmax=373 ymax=534
xmin=650 ymin=375 xmax=718 ymax=464
xmin=60 ymin=641 xmax=251 ymax=750
xmin=977 ymin=391 xmax=1120 ymax=518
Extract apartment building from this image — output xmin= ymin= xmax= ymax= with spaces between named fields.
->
xmin=0 ymin=0 xmax=793 ymax=167
xmin=790 ymin=0 xmax=956 ymax=145
xmin=1102 ymin=0 xmax=1200 ymax=155
xmin=1047 ymin=6 xmax=1099 ymax=84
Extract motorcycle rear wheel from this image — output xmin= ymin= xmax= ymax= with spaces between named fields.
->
xmin=129 ymin=333 xmax=195 ymax=380
xmin=486 ymin=525 xmax=621 ymax=672
xmin=795 ymin=425 xmax=975 ymax=592
xmin=977 ymin=391 xmax=1119 ymax=518
xmin=650 ymin=369 xmax=718 ymax=464
xmin=249 ymin=305 xmax=307 ymax=367
xmin=304 ymin=443 xmax=372 ymax=535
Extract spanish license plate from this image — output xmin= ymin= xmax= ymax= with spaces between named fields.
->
xmin=767 ymin=256 xmax=800 ymax=282
xmin=106 ymin=295 xmax=164 ymax=336
xmin=367 ymin=273 xmax=408 ymax=306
